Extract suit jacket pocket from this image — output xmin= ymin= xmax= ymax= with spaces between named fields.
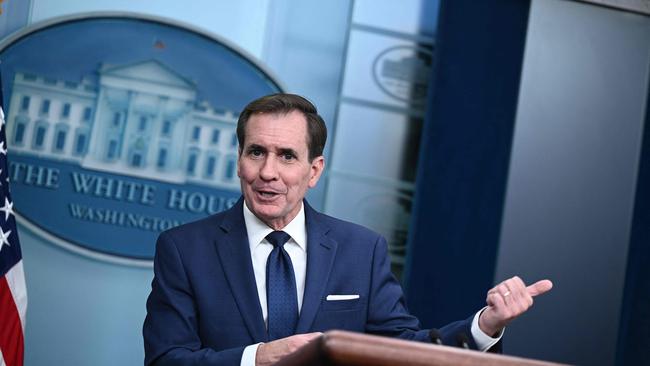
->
xmin=320 ymin=297 xmax=364 ymax=312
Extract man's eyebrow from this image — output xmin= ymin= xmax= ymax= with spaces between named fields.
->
xmin=246 ymin=144 xmax=266 ymax=151
xmin=278 ymin=148 xmax=298 ymax=156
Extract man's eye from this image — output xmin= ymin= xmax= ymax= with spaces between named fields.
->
xmin=249 ymin=149 xmax=263 ymax=157
xmin=282 ymin=153 xmax=295 ymax=161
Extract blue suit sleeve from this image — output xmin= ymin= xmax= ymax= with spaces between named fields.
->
xmin=364 ymin=235 xmax=429 ymax=340
xmin=364 ymin=235 xmax=500 ymax=352
xmin=143 ymin=232 xmax=245 ymax=366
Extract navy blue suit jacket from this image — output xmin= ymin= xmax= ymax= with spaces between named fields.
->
xmin=143 ymin=198 xmax=485 ymax=366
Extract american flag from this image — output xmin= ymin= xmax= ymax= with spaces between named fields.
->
xmin=0 ymin=72 xmax=26 ymax=366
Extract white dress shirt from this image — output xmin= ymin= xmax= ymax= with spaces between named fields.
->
xmin=244 ymin=202 xmax=308 ymax=325
xmin=240 ymin=202 xmax=500 ymax=366
xmin=240 ymin=203 xmax=307 ymax=366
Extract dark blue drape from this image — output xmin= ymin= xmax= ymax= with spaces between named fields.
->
xmin=404 ymin=0 xmax=531 ymax=328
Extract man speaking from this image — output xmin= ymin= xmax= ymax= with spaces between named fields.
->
xmin=143 ymin=93 xmax=552 ymax=366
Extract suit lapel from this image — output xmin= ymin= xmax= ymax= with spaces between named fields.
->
xmin=296 ymin=202 xmax=338 ymax=333
xmin=214 ymin=198 xmax=268 ymax=343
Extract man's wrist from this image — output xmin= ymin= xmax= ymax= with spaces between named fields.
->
xmin=471 ymin=307 xmax=504 ymax=351
xmin=241 ymin=343 xmax=262 ymax=366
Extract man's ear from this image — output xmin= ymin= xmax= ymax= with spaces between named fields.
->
xmin=308 ymin=156 xmax=325 ymax=188
xmin=236 ymin=147 xmax=242 ymax=177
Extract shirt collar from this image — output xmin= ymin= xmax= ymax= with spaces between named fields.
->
xmin=242 ymin=201 xmax=307 ymax=252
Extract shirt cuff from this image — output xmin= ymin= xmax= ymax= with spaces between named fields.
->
xmin=471 ymin=307 xmax=504 ymax=351
xmin=240 ymin=343 xmax=262 ymax=366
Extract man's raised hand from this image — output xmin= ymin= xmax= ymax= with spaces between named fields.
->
xmin=478 ymin=276 xmax=553 ymax=336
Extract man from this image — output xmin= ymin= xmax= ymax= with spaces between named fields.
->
xmin=143 ymin=93 xmax=552 ymax=366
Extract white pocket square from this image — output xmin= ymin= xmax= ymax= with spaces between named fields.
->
xmin=326 ymin=294 xmax=360 ymax=301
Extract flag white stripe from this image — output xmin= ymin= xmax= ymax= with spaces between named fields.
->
xmin=6 ymin=261 xmax=27 ymax=330
xmin=0 ymin=347 xmax=5 ymax=366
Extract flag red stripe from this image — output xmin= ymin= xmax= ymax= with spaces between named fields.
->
xmin=0 ymin=276 xmax=24 ymax=366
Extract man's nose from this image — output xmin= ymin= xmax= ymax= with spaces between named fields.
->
xmin=259 ymin=155 xmax=278 ymax=180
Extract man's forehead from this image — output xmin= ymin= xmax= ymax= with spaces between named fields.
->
xmin=244 ymin=111 xmax=309 ymax=149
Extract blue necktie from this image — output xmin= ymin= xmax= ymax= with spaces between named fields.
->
xmin=265 ymin=231 xmax=298 ymax=340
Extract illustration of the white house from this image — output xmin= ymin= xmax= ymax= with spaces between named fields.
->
xmin=6 ymin=60 xmax=241 ymax=189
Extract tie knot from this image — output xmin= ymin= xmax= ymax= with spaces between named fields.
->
xmin=266 ymin=231 xmax=291 ymax=248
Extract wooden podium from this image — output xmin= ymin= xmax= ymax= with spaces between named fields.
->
xmin=275 ymin=331 xmax=567 ymax=366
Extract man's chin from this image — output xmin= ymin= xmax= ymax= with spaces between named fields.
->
xmin=249 ymin=201 xmax=282 ymax=219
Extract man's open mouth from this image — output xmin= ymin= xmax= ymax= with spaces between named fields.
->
xmin=257 ymin=190 xmax=280 ymax=198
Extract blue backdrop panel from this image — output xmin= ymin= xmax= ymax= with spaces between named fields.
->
xmin=617 ymin=81 xmax=650 ymax=366
xmin=404 ymin=0 xmax=530 ymax=327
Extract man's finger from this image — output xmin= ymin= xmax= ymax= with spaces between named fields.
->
xmin=526 ymin=279 xmax=553 ymax=297
xmin=486 ymin=291 xmax=505 ymax=309
xmin=303 ymin=332 xmax=323 ymax=341
xmin=512 ymin=276 xmax=526 ymax=289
